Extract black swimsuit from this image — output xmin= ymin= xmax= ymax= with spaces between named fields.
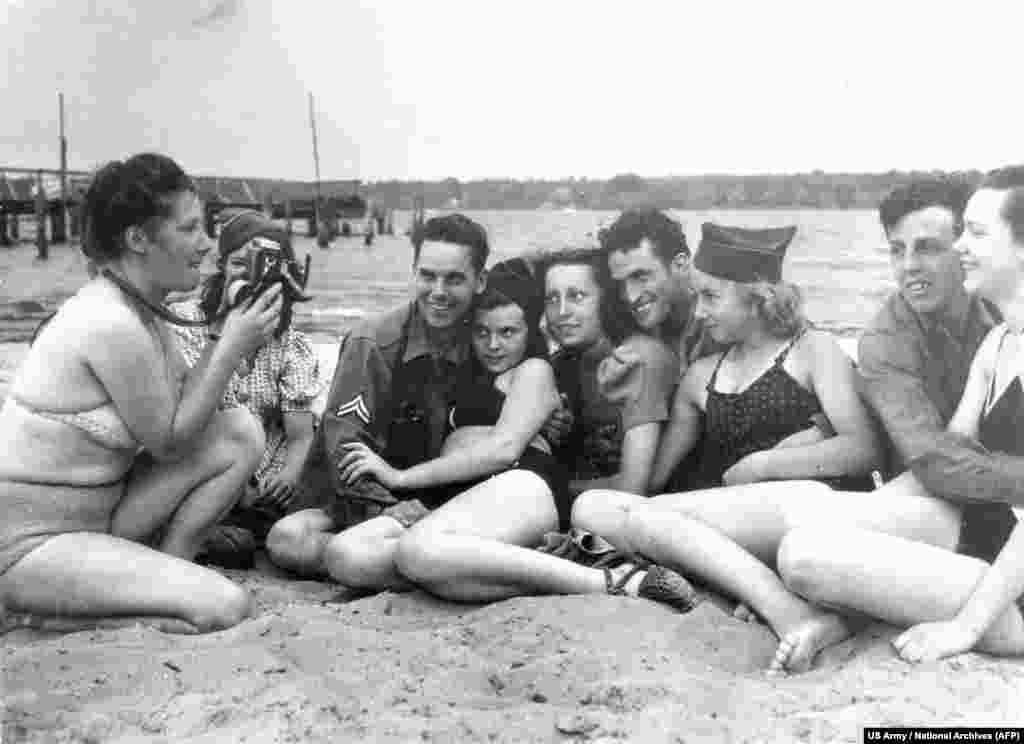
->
xmin=678 ymin=334 xmax=872 ymax=491
xmin=957 ymin=328 xmax=1021 ymax=564
xmin=448 ymin=369 xmax=572 ymax=530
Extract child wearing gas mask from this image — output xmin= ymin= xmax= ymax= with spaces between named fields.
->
xmin=172 ymin=209 xmax=324 ymax=567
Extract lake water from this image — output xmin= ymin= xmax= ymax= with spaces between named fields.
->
xmin=0 ymin=208 xmax=894 ymax=346
xmin=291 ymin=208 xmax=893 ymax=345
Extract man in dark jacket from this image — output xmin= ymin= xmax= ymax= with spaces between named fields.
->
xmin=266 ymin=214 xmax=489 ymax=575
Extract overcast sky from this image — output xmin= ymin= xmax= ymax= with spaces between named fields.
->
xmin=2 ymin=0 xmax=1021 ymax=181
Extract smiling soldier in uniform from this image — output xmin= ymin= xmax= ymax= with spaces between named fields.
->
xmin=265 ymin=214 xmax=489 ymax=576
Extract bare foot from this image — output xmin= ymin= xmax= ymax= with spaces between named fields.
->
xmin=768 ymin=612 xmax=850 ymax=675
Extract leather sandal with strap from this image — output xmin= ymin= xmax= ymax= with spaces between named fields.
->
xmin=604 ymin=563 xmax=702 ymax=613
xmin=636 ymin=566 xmax=703 ymax=613
xmin=603 ymin=563 xmax=647 ymax=595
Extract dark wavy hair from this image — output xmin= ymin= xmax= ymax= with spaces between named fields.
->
xmin=81 ymin=153 xmax=195 ymax=264
xmin=411 ymin=213 xmax=489 ymax=273
xmin=979 ymin=165 xmax=1024 ymax=244
xmin=473 ymin=257 xmax=548 ymax=362
xmin=598 ymin=208 xmax=690 ymax=264
xmin=878 ymin=177 xmax=970 ymax=237
xmin=537 ymin=246 xmax=630 ymax=345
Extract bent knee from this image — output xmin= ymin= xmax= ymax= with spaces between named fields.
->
xmin=777 ymin=528 xmax=833 ymax=601
xmin=393 ymin=526 xmax=449 ymax=587
xmin=496 ymin=468 xmax=550 ymax=494
xmin=324 ymin=533 xmax=398 ymax=587
xmin=777 ymin=481 xmax=843 ymax=531
xmin=215 ymin=408 xmax=265 ymax=467
xmin=266 ymin=515 xmax=328 ymax=574
xmin=190 ymin=581 xmax=251 ymax=631
xmin=571 ymin=489 xmax=634 ymax=533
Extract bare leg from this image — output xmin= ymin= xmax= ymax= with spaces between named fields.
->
xmin=265 ymin=508 xmax=336 ymax=576
xmin=0 ymin=532 xmax=250 ymax=632
xmin=778 ymin=527 xmax=1024 ymax=660
xmin=579 ymin=476 xmax=958 ymax=564
xmin=323 ymin=515 xmax=412 ymax=591
xmin=112 ymin=408 xmax=264 ymax=559
xmin=572 ymin=477 xmax=964 ymax=672
xmin=573 ymin=488 xmax=847 ymax=672
xmin=395 ymin=470 xmax=610 ymax=602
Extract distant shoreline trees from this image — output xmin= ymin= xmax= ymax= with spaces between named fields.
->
xmin=362 ymin=170 xmax=984 ymax=211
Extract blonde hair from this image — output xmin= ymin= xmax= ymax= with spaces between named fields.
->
xmin=738 ymin=280 xmax=807 ymax=338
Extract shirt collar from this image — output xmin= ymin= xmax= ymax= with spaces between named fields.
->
xmin=934 ymin=287 xmax=972 ymax=337
xmin=898 ymin=286 xmax=972 ymax=339
xmin=672 ymin=291 xmax=716 ymax=363
xmin=402 ymin=303 xmax=469 ymax=365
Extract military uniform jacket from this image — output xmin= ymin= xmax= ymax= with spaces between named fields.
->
xmin=295 ymin=302 xmax=468 ymax=508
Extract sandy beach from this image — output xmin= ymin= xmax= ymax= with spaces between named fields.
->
xmin=3 ymin=240 xmax=1024 ymax=742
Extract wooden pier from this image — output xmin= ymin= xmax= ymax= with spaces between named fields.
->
xmin=0 ymin=167 xmax=394 ymax=255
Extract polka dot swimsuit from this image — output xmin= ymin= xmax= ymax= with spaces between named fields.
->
xmin=686 ymin=334 xmax=821 ymax=489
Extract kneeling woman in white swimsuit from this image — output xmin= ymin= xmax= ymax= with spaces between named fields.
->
xmin=0 ymin=153 xmax=281 ymax=633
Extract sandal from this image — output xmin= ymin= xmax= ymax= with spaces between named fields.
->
xmin=636 ymin=565 xmax=703 ymax=613
xmin=603 ymin=563 xmax=647 ymax=595
xmin=603 ymin=563 xmax=701 ymax=613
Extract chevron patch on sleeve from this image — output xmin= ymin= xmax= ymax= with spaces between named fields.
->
xmin=336 ymin=394 xmax=371 ymax=425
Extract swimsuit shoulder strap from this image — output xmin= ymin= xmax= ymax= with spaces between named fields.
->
xmin=706 ymin=347 xmax=731 ymax=392
xmin=772 ymin=329 xmax=806 ymax=366
xmin=984 ymin=326 xmax=1014 ymax=412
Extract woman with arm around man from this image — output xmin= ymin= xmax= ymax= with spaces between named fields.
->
xmin=321 ymin=256 xmax=694 ymax=607
xmin=0 ymin=153 xmax=281 ymax=633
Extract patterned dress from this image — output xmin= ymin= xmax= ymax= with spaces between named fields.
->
xmin=170 ymin=299 xmax=325 ymax=483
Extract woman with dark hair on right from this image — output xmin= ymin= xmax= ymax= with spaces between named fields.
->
xmin=0 ymin=153 xmax=281 ymax=633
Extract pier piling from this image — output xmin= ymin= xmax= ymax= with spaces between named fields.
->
xmin=34 ymin=171 xmax=49 ymax=260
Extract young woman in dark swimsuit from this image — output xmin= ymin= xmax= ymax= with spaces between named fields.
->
xmin=572 ymin=223 xmax=883 ymax=673
xmin=648 ymin=223 xmax=878 ymax=492
xmin=776 ymin=166 xmax=1024 ymax=666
